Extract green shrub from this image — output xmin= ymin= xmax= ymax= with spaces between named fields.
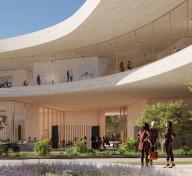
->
xmin=0 ymin=141 xmax=6 ymax=155
xmin=118 ymin=138 xmax=138 ymax=154
xmin=33 ymin=139 xmax=50 ymax=155
xmin=177 ymin=145 xmax=192 ymax=155
xmin=65 ymin=147 xmax=78 ymax=156
xmin=74 ymin=139 xmax=87 ymax=153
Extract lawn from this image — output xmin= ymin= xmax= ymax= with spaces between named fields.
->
xmin=3 ymin=149 xmax=192 ymax=159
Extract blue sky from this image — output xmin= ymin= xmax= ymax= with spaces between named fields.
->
xmin=0 ymin=0 xmax=86 ymax=39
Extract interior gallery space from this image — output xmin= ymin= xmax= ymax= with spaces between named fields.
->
xmin=0 ymin=0 xmax=192 ymax=148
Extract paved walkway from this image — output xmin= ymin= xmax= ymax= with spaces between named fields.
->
xmin=0 ymin=158 xmax=191 ymax=176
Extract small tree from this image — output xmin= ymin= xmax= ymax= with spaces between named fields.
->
xmin=106 ymin=115 xmax=127 ymax=140
xmin=138 ymin=100 xmax=192 ymax=139
xmin=0 ymin=142 xmax=7 ymax=155
xmin=74 ymin=139 xmax=87 ymax=153
xmin=118 ymin=138 xmax=138 ymax=154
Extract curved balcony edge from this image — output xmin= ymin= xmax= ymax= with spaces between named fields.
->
xmin=0 ymin=44 xmax=192 ymax=98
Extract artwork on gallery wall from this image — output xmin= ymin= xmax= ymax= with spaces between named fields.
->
xmin=0 ymin=76 xmax=13 ymax=88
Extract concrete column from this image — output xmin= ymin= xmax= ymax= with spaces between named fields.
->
xmin=98 ymin=111 xmax=105 ymax=137
xmin=127 ymin=100 xmax=148 ymax=138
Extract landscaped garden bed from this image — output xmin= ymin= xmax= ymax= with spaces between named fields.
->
xmin=0 ymin=163 xmax=184 ymax=176
xmin=0 ymin=137 xmax=192 ymax=160
xmin=0 ymin=149 xmax=191 ymax=159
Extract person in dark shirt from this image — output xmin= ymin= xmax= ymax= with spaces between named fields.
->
xmin=120 ymin=61 xmax=125 ymax=72
xmin=127 ymin=60 xmax=132 ymax=70
xmin=37 ymin=74 xmax=41 ymax=85
xmin=164 ymin=121 xmax=176 ymax=168
xmin=66 ymin=70 xmax=70 ymax=82
xmin=148 ymin=121 xmax=158 ymax=166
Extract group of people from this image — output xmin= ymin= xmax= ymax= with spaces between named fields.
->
xmin=120 ymin=60 xmax=132 ymax=72
xmin=23 ymin=80 xmax=29 ymax=86
xmin=91 ymin=136 xmax=109 ymax=150
xmin=27 ymin=137 xmax=37 ymax=143
xmin=0 ymin=80 xmax=12 ymax=88
xmin=137 ymin=121 xmax=176 ymax=168
xmin=35 ymin=70 xmax=73 ymax=86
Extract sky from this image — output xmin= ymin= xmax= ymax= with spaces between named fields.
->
xmin=0 ymin=0 xmax=86 ymax=39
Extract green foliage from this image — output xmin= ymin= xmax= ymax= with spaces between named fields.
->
xmin=74 ymin=139 xmax=87 ymax=153
xmin=64 ymin=147 xmax=78 ymax=156
xmin=0 ymin=141 xmax=6 ymax=155
xmin=33 ymin=139 xmax=50 ymax=155
xmin=138 ymin=100 xmax=192 ymax=138
xmin=119 ymin=138 xmax=138 ymax=154
xmin=106 ymin=115 xmax=127 ymax=140
xmin=177 ymin=145 xmax=192 ymax=155
xmin=187 ymin=80 xmax=192 ymax=92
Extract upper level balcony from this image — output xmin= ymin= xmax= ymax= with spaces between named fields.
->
xmin=0 ymin=0 xmax=192 ymax=102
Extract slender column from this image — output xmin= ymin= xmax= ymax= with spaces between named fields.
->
xmin=169 ymin=12 xmax=172 ymax=53
xmin=47 ymin=109 xmax=49 ymax=138
xmin=52 ymin=109 xmax=53 ymax=127
xmin=54 ymin=53 xmax=56 ymax=83
xmin=151 ymin=23 xmax=154 ymax=61
xmin=23 ymin=103 xmax=26 ymax=140
xmin=12 ymin=103 xmax=16 ymax=141
xmin=187 ymin=0 xmax=189 ymax=36
xmin=115 ymin=38 xmax=118 ymax=73
xmin=134 ymin=30 xmax=137 ymax=67
xmin=63 ymin=111 xmax=65 ymax=141
xmin=43 ymin=108 xmax=45 ymax=138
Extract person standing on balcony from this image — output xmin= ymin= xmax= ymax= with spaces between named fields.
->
xmin=66 ymin=70 xmax=70 ymax=82
xmin=37 ymin=74 xmax=41 ymax=85
xmin=127 ymin=60 xmax=132 ymax=70
xmin=69 ymin=70 xmax=73 ymax=82
xmin=120 ymin=61 xmax=125 ymax=72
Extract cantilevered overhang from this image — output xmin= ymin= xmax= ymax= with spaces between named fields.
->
xmin=0 ymin=0 xmax=185 ymax=59
xmin=0 ymin=45 xmax=192 ymax=111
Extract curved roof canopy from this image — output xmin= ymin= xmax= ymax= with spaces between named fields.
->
xmin=0 ymin=45 xmax=192 ymax=111
xmin=0 ymin=0 xmax=185 ymax=59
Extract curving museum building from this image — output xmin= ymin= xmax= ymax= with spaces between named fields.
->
xmin=0 ymin=0 xmax=192 ymax=148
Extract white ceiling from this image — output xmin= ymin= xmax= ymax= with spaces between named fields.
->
xmin=0 ymin=0 xmax=186 ymax=59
